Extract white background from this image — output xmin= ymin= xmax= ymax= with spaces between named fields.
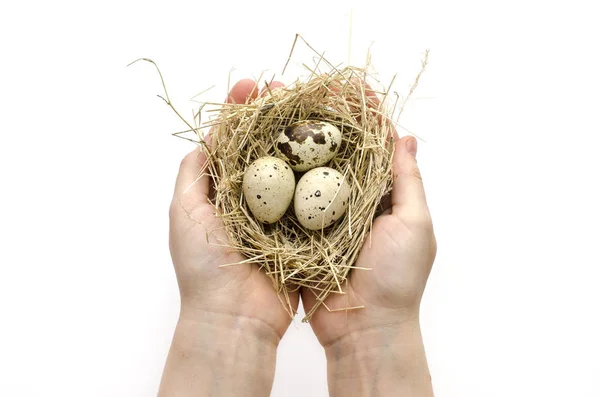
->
xmin=1 ymin=0 xmax=599 ymax=396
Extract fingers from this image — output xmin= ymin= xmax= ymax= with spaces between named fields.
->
xmin=226 ymin=79 xmax=285 ymax=103
xmin=260 ymin=81 xmax=285 ymax=97
xmin=226 ymin=79 xmax=259 ymax=104
xmin=391 ymin=136 xmax=429 ymax=219
xmin=173 ymin=146 xmax=210 ymax=205
xmin=328 ymin=78 xmax=379 ymax=107
xmin=360 ymin=80 xmax=380 ymax=109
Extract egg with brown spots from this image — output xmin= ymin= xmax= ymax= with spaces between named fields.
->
xmin=274 ymin=120 xmax=342 ymax=172
xmin=243 ymin=157 xmax=295 ymax=224
xmin=294 ymin=167 xmax=351 ymax=230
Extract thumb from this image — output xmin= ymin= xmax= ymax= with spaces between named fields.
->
xmin=391 ymin=136 xmax=429 ymax=219
xmin=172 ymin=145 xmax=210 ymax=208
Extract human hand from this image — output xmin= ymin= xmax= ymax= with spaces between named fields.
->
xmin=159 ymin=80 xmax=298 ymax=397
xmin=302 ymin=134 xmax=436 ymax=396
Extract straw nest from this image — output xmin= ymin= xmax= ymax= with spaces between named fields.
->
xmin=135 ymin=39 xmax=429 ymax=321
xmin=197 ymin=63 xmax=402 ymax=321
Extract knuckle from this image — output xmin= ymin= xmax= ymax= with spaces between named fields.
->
xmin=180 ymin=151 xmax=195 ymax=170
xmin=410 ymin=166 xmax=423 ymax=182
xmin=395 ymin=160 xmax=423 ymax=182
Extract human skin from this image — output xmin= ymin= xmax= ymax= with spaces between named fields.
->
xmin=159 ymin=79 xmax=436 ymax=397
xmin=158 ymin=79 xmax=296 ymax=397
xmin=301 ymin=133 xmax=437 ymax=396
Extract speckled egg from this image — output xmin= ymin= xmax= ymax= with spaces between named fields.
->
xmin=274 ymin=120 xmax=342 ymax=172
xmin=294 ymin=167 xmax=351 ymax=230
xmin=242 ymin=157 xmax=295 ymax=224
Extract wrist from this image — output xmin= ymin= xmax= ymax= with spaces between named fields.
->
xmin=324 ymin=320 xmax=433 ymax=397
xmin=158 ymin=305 xmax=279 ymax=397
xmin=179 ymin=301 xmax=282 ymax=348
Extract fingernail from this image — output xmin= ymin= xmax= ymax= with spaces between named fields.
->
xmin=406 ymin=137 xmax=417 ymax=157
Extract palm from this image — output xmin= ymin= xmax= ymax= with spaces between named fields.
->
xmin=170 ymin=193 xmax=299 ymax=338
xmin=169 ymin=80 xmax=299 ymax=338
xmin=302 ymin=138 xmax=435 ymax=347
xmin=352 ymin=215 xmax=433 ymax=310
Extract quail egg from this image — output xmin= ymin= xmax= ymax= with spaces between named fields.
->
xmin=274 ymin=120 xmax=342 ymax=172
xmin=294 ymin=167 xmax=351 ymax=230
xmin=243 ymin=156 xmax=295 ymax=224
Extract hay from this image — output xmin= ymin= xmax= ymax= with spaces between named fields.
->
xmin=203 ymin=62 xmax=404 ymax=322
xmin=136 ymin=38 xmax=428 ymax=322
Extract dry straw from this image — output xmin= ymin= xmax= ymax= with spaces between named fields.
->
xmin=134 ymin=36 xmax=428 ymax=321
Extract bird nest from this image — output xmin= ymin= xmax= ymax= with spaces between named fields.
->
xmin=145 ymin=38 xmax=427 ymax=321
xmin=205 ymin=67 xmax=400 ymax=321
